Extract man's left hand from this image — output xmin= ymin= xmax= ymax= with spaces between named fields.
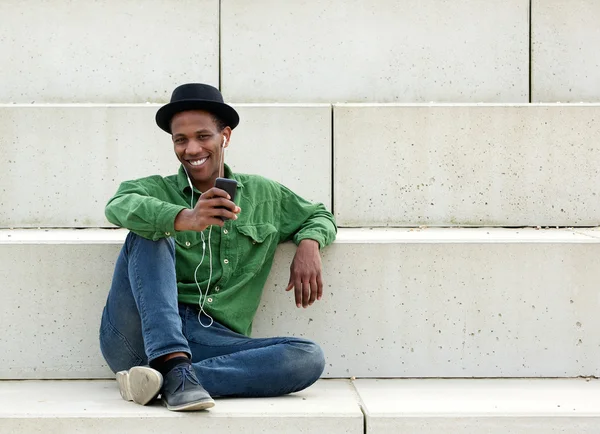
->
xmin=286 ymin=239 xmax=323 ymax=308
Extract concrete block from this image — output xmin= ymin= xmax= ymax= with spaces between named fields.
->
xmin=0 ymin=380 xmax=363 ymax=433
xmin=334 ymin=104 xmax=600 ymax=227
xmin=0 ymin=0 xmax=218 ymax=103
xmin=221 ymin=0 xmax=528 ymax=103
xmin=532 ymin=0 xmax=600 ymax=102
xmin=225 ymin=104 xmax=332 ymax=207
xmin=356 ymin=379 xmax=600 ymax=434
xmin=0 ymin=104 xmax=331 ymax=228
xmin=255 ymin=228 xmax=600 ymax=377
xmin=2 ymin=228 xmax=600 ymax=379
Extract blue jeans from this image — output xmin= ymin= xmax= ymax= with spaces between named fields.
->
xmin=99 ymin=232 xmax=325 ymax=398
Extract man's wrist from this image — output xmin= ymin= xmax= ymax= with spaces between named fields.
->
xmin=174 ymin=209 xmax=193 ymax=231
xmin=298 ymin=239 xmax=320 ymax=249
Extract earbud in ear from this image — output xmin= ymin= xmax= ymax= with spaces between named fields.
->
xmin=222 ymin=136 xmax=227 ymax=148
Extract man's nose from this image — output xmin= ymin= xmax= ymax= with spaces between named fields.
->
xmin=186 ymin=139 xmax=204 ymax=154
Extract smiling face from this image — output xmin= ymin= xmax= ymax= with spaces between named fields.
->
xmin=171 ymin=110 xmax=231 ymax=192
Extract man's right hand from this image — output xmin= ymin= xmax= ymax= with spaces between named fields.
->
xmin=174 ymin=187 xmax=241 ymax=232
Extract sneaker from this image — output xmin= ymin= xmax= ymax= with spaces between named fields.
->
xmin=116 ymin=366 xmax=163 ymax=406
xmin=161 ymin=363 xmax=215 ymax=411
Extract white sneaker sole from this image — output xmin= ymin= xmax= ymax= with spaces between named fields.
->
xmin=116 ymin=366 xmax=163 ymax=406
xmin=165 ymin=398 xmax=215 ymax=412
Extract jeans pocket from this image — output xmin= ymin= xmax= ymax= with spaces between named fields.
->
xmin=99 ymin=320 xmax=145 ymax=373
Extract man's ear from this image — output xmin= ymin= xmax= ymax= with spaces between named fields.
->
xmin=222 ymin=127 xmax=232 ymax=149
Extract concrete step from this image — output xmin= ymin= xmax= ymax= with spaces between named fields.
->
xmin=532 ymin=0 xmax=600 ymax=102
xmin=0 ymin=379 xmax=362 ymax=434
xmin=356 ymin=378 xmax=600 ymax=434
xmin=0 ymin=0 xmax=219 ymax=103
xmin=0 ymin=104 xmax=331 ymax=228
xmin=1 ymin=228 xmax=600 ymax=379
xmin=4 ymin=104 xmax=600 ymax=228
xmin=334 ymin=104 xmax=600 ymax=226
xmin=4 ymin=1 xmax=599 ymax=105
xmin=221 ymin=0 xmax=528 ymax=103
xmin=1 ymin=379 xmax=598 ymax=433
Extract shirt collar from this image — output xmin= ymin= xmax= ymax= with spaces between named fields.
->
xmin=177 ymin=164 xmax=245 ymax=194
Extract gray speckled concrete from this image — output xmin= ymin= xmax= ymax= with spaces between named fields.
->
xmin=2 ymin=228 xmax=599 ymax=379
xmin=356 ymin=379 xmax=600 ymax=434
xmin=221 ymin=0 xmax=528 ymax=103
xmin=532 ymin=0 xmax=600 ymax=102
xmin=334 ymin=104 xmax=600 ymax=227
xmin=0 ymin=380 xmax=362 ymax=433
xmin=0 ymin=0 xmax=219 ymax=103
xmin=0 ymin=104 xmax=331 ymax=228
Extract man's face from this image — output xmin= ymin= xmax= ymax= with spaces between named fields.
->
xmin=171 ymin=110 xmax=230 ymax=188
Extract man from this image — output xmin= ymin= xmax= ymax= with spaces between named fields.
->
xmin=100 ymin=83 xmax=337 ymax=411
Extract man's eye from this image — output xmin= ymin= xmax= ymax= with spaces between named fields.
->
xmin=174 ymin=138 xmax=185 ymax=144
xmin=199 ymin=135 xmax=210 ymax=140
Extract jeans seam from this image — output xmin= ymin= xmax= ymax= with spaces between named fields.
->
xmin=130 ymin=238 xmax=150 ymax=343
xmin=193 ymin=339 xmax=299 ymax=365
xmin=186 ymin=336 xmax=291 ymax=347
xmin=194 ymin=346 xmax=257 ymax=365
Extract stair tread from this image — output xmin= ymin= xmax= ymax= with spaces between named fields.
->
xmin=1 ymin=227 xmax=599 ymax=244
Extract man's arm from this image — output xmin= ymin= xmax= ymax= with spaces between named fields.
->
xmin=106 ymin=180 xmax=240 ymax=239
xmin=105 ymin=179 xmax=186 ymax=240
xmin=278 ymin=184 xmax=337 ymax=308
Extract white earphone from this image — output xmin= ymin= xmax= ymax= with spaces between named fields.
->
xmin=181 ymin=134 xmax=229 ymax=329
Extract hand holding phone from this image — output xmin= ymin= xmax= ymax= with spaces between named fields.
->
xmin=214 ymin=178 xmax=238 ymax=221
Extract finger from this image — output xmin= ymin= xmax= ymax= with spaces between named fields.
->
xmin=294 ymin=277 xmax=302 ymax=308
xmin=202 ymin=217 xmax=225 ymax=227
xmin=309 ymin=276 xmax=318 ymax=305
xmin=317 ymin=273 xmax=324 ymax=301
xmin=200 ymin=187 xmax=231 ymax=200
xmin=209 ymin=208 xmax=239 ymax=221
xmin=203 ymin=198 xmax=237 ymax=211
xmin=285 ymin=275 xmax=294 ymax=292
xmin=302 ymin=279 xmax=310 ymax=308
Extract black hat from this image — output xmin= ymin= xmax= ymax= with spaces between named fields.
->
xmin=155 ymin=83 xmax=240 ymax=133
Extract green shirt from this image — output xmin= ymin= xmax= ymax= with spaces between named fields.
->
xmin=105 ymin=165 xmax=337 ymax=336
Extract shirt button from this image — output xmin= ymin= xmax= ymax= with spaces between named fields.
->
xmin=223 ymin=229 xmax=228 ymax=234
xmin=185 ymin=241 xmax=191 ymax=247
xmin=224 ymin=259 xmax=229 ymax=264
xmin=207 ymin=297 xmax=213 ymax=303
xmin=252 ymin=241 xmax=256 ymax=245
xmin=165 ymin=232 xmax=171 ymax=236
xmin=215 ymin=286 xmax=220 ymax=292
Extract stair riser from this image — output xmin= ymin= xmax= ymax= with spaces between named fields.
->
xmin=0 ymin=105 xmax=331 ymax=228
xmin=335 ymin=104 xmax=600 ymax=226
xmin=2 ymin=235 xmax=599 ymax=379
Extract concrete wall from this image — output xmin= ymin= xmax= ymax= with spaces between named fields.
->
xmin=334 ymin=104 xmax=600 ymax=227
xmin=2 ymin=0 xmax=599 ymax=104
xmin=0 ymin=104 xmax=331 ymax=227
xmin=2 ymin=228 xmax=600 ymax=379
xmin=221 ymin=0 xmax=529 ymax=103
xmin=0 ymin=0 xmax=219 ymax=103
xmin=532 ymin=0 xmax=600 ymax=102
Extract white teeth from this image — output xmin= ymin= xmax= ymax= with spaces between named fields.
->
xmin=189 ymin=157 xmax=208 ymax=166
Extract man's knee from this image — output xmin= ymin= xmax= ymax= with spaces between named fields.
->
xmin=284 ymin=339 xmax=326 ymax=382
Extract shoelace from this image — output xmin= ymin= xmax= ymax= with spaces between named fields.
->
xmin=173 ymin=365 xmax=200 ymax=393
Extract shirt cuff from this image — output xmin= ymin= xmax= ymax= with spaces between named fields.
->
xmin=294 ymin=232 xmax=326 ymax=249
xmin=155 ymin=203 xmax=186 ymax=238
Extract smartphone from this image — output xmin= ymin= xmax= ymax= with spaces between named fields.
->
xmin=214 ymin=177 xmax=238 ymax=220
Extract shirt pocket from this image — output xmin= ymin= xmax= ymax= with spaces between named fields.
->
xmin=173 ymin=232 xmax=205 ymax=282
xmin=235 ymin=223 xmax=278 ymax=276
xmin=174 ymin=231 xmax=204 ymax=249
